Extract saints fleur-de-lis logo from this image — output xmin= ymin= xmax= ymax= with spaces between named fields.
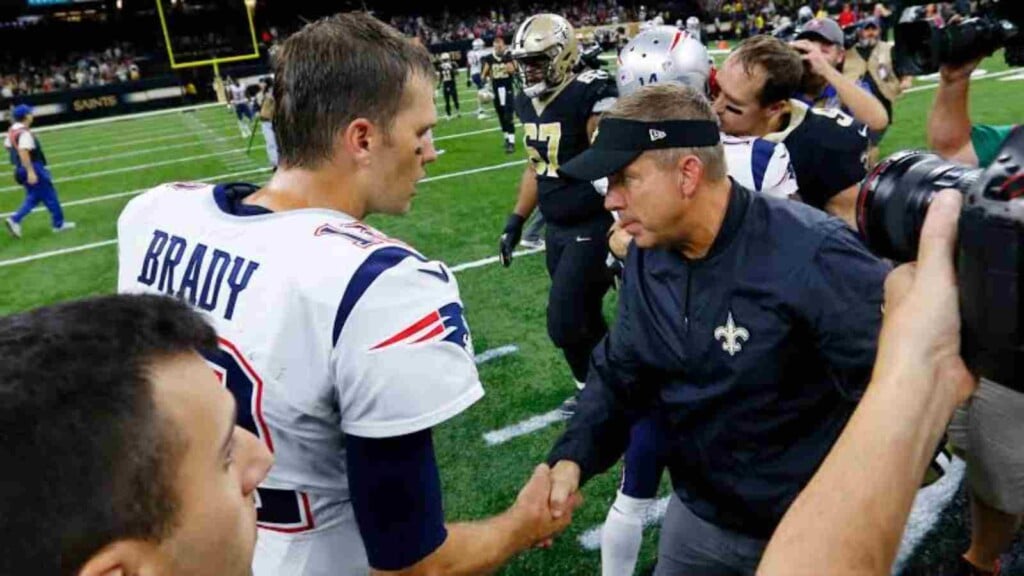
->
xmin=714 ymin=311 xmax=749 ymax=357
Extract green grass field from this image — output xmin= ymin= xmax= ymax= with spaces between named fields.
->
xmin=2 ymin=52 xmax=1023 ymax=574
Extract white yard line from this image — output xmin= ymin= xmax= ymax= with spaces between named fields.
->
xmin=43 ymin=116 xmax=238 ymax=151
xmin=904 ymin=68 xmax=1020 ymax=93
xmin=33 ymin=102 xmax=223 ymax=134
xmin=482 ymin=408 xmax=569 ymax=446
xmin=433 ymin=126 xmax=501 ymax=141
xmin=1 ymin=167 xmax=273 ymax=218
xmin=0 ymin=149 xmax=251 ymax=193
xmin=0 ymin=169 xmax=545 ymax=268
xmin=474 ymin=344 xmax=519 ymax=365
xmin=48 ymin=137 xmax=240 ymax=169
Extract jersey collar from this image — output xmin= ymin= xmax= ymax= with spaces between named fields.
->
xmin=213 ymin=183 xmax=274 ymax=217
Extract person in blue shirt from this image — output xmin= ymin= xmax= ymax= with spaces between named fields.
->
xmin=4 ymin=104 xmax=75 ymax=238
xmin=791 ymin=17 xmax=890 ymax=133
xmin=545 ymin=83 xmax=890 ymax=575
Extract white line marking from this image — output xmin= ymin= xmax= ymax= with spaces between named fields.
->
xmin=43 ymin=117 xmax=238 ymax=153
xmin=0 ymin=149 xmax=250 ymax=192
xmin=2 ymin=157 xmax=525 ymax=219
xmin=891 ymin=457 xmax=966 ymax=575
xmin=482 ymin=408 xmax=569 ymax=446
xmin=0 ymin=161 xmax=548 ymax=268
xmin=433 ymin=126 xmax=501 ymax=141
xmin=48 ymin=137 xmax=240 ymax=169
xmin=449 ymin=246 xmax=543 ymax=273
xmin=0 ymin=239 xmax=120 ymax=268
xmin=44 ymin=130 xmax=219 ymax=157
xmin=578 ymin=496 xmax=671 ymax=550
xmin=904 ymin=68 xmax=1021 ymax=93
xmin=474 ymin=344 xmax=519 ymax=365
xmin=424 ymin=159 xmax=526 ymax=185
xmin=33 ymin=102 xmax=223 ymax=134
xmin=1 ymin=167 xmax=273 ymax=219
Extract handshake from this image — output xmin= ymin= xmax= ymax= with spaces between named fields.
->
xmin=506 ymin=461 xmax=584 ymax=548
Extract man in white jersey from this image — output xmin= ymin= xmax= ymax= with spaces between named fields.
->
xmin=467 ymin=38 xmax=489 ymax=119
xmin=227 ymin=77 xmax=254 ymax=139
xmin=117 ymin=14 xmax=579 ymax=576
xmin=600 ymin=27 xmax=797 ymax=576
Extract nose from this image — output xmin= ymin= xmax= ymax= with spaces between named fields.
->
xmin=421 ymin=132 xmax=439 ymax=165
xmin=236 ymin=428 xmax=273 ymax=496
xmin=712 ymin=93 xmax=726 ymax=116
xmin=604 ymin=181 xmax=627 ymax=212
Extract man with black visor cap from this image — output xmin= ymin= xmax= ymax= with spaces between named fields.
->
xmin=543 ymin=84 xmax=889 ymax=575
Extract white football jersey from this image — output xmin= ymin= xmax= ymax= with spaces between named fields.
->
xmin=468 ymin=49 xmax=489 ymax=74
xmin=117 ymin=183 xmax=484 ymax=576
xmin=228 ymin=84 xmax=248 ymax=105
xmin=722 ymin=134 xmax=799 ymax=199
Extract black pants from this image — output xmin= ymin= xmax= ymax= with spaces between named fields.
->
xmin=545 ymin=214 xmax=614 ymax=384
xmin=443 ymin=82 xmax=459 ymax=116
xmin=493 ymin=83 xmax=515 ymax=135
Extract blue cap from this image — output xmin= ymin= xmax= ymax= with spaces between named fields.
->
xmin=11 ymin=104 xmax=33 ymax=121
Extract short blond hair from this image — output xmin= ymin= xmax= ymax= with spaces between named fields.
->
xmin=603 ymin=83 xmax=727 ymax=181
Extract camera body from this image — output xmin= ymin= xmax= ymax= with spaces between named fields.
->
xmin=894 ymin=0 xmax=1023 ymax=76
xmin=858 ymin=127 xmax=1024 ymax=389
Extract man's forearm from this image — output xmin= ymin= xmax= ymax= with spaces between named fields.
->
xmin=513 ymin=165 xmax=539 ymax=218
xmin=826 ymin=68 xmax=889 ymax=131
xmin=759 ymin=366 xmax=961 ymax=575
xmin=928 ymin=76 xmax=976 ymax=164
xmin=17 ymin=149 xmax=36 ymax=178
xmin=371 ymin=514 xmax=531 ymax=576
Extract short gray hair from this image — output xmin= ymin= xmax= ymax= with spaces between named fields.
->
xmin=603 ymin=83 xmax=727 ymax=181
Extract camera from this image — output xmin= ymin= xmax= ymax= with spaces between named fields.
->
xmin=857 ymin=126 xmax=1024 ymax=389
xmin=894 ymin=0 xmax=1023 ymax=76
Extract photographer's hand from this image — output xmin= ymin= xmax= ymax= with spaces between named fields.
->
xmin=759 ymin=190 xmax=977 ymax=576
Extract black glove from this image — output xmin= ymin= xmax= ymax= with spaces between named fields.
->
xmin=499 ymin=213 xmax=526 ymax=267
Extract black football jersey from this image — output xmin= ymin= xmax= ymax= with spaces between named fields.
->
xmin=771 ymin=101 xmax=869 ymax=209
xmin=515 ymin=69 xmax=618 ymax=225
xmin=484 ymin=51 xmax=516 ymax=87
xmin=439 ymin=62 xmax=456 ymax=84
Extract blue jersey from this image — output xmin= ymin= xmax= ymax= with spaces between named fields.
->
xmin=549 ymin=182 xmax=889 ymax=538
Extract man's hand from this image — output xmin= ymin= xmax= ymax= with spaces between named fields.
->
xmin=548 ymin=460 xmax=582 ymax=520
xmin=939 ymin=57 xmax=983 ymax=85
xmin=508 ymin=464 xmax=582 ymax=547
xmin=791 ymin=40 xmax=835 ymax=78
xmin=499 ymin=214 xmax=525 ymax=267
xmin=608 ymin=222 xmax=631 ymax=260
xmin=874 ymin=189 xmax=977 ymax=405
xmin=26 ymin=171 xmax=38 ymax=186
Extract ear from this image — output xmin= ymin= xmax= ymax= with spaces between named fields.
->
xmin=339 ymin=118 xmax=376 ymax=167
xmin=766 ymin=99 xmax=789 ymax=121
xmin=77 ymin=540 xmax=166 ymax=576
xmin=676 ymin=155 xmax=704 ymax=199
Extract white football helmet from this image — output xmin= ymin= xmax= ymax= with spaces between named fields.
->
xmin=441 ymin=52 xmax=451 ymax=63
xmin=616 ymin=26 xmax=711 ymax=97
xmin=477 ymin=89 xmax=494 ymax=104
xmin=686 ymin=16 xmax=701 ymax=35
xmin=472 ymin=38 xmax=485 ymax=50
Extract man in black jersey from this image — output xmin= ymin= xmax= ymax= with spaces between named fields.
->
xmin=498 ymin=13 xmax=618 ymax=415
xmin=439 ymin=52 xmax=460 ymax=120
xmin=482 ymin=36 xmax=518 ymax=153
xmin=713 ymin=35 xmax=869 ymax=228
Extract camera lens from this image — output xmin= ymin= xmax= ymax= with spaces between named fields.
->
xmin=857 ymin=151 xmax=982 ymax=262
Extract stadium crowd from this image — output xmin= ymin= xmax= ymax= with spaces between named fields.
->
xmin=0 ymin=43 xmax=141 ymax=98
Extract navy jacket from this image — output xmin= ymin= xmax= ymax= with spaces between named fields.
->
xmin=548 ymin=182 xmax=889 ymax=538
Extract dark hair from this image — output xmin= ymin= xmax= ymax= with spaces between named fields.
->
xmin=0 ymin=294 xmax=217 ymax=575
xmin=729 ymin=35 xmax=805 ymax=106
xmin=273 ymin=12 xmax=436 ymax=168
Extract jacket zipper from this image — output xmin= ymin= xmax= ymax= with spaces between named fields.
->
xmin=683 ymin=265 xmax=693 ymax=335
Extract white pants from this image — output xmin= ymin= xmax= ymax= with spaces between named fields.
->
xmin=261 ymin=121 xmax=279 ymax=168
